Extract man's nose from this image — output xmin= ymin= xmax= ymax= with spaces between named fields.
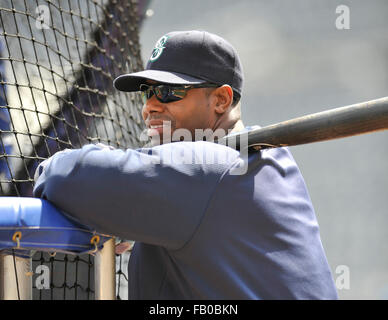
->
xmin=142 ymin=96 xmax=166 ymax=118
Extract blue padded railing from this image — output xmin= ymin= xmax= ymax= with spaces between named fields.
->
xmin=0 ymin=197 xmax=112 ymax=256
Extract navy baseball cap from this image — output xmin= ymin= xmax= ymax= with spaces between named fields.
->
xmin=113 ymin=30 xmax=244 ymax=98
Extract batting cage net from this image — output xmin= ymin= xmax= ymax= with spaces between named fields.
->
xmin=0 ymin=0 xmax=147 ymax=299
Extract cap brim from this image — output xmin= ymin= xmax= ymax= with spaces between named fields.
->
xmin=113 ymin=70 xmax=206 ymax=92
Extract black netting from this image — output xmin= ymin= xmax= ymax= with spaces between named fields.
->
xmin=32 ymin=252 xmax=95 ymax=300
xmin=0 ymin=0 xmax=146 ymax=299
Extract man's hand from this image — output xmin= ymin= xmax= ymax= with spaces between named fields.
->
xmin=115 ymin=241 xmax=134 ymax=255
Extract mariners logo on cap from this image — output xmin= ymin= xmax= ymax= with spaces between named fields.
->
xmin=149 ymin=35 xmax=169 ymax=62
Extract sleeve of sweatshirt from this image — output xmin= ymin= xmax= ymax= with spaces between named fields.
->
xmin=33 ymin=142 xmax=240 ymax=250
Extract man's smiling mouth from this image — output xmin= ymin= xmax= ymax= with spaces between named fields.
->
xmin=146 ymin=121 xmax=172 ymax=137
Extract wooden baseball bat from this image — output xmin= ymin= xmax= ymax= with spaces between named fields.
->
xmin=219 ymin=96 xmax=388 ymax=150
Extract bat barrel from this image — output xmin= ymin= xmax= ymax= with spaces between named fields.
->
xmin=221 ymin=96 xmax=388 ymax=150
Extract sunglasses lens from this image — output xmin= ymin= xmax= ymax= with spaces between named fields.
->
xmin=154 ymin=86 xmax=165 ymax=101
xmin=141 ymin=84 xmax=201 ymax=103
xmin=140 ymin=86 xmax=154 ymax=104
xmin=170 ymin=89 xmax=187 ymax=99
xmin=156 ymin=86 xmax=188 ymax=103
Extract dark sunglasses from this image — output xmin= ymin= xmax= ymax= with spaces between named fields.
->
xmin=140 ymin=83 xmax=219 ymax=104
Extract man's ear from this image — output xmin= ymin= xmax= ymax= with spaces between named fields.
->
xmin=212 ymin=85 xmax=233 ymax=114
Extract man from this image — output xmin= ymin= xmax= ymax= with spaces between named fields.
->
xmin=33 ymin=30 xmax=338 ymax=299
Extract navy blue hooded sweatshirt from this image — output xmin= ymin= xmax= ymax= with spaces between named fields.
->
xmin=33 ymin=139 xmax=338 ymax=299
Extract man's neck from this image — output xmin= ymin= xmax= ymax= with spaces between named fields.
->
xmin=214 ymin=118 xmax=245 ymax=136
xmin=203 ymin=118 xmax=245 ymax=143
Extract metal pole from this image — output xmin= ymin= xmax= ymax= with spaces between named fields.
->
xmin=0 ymin=252 xmax=32 ymax=300
xmin=94 ymin=238 xmax=116 ymax=300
